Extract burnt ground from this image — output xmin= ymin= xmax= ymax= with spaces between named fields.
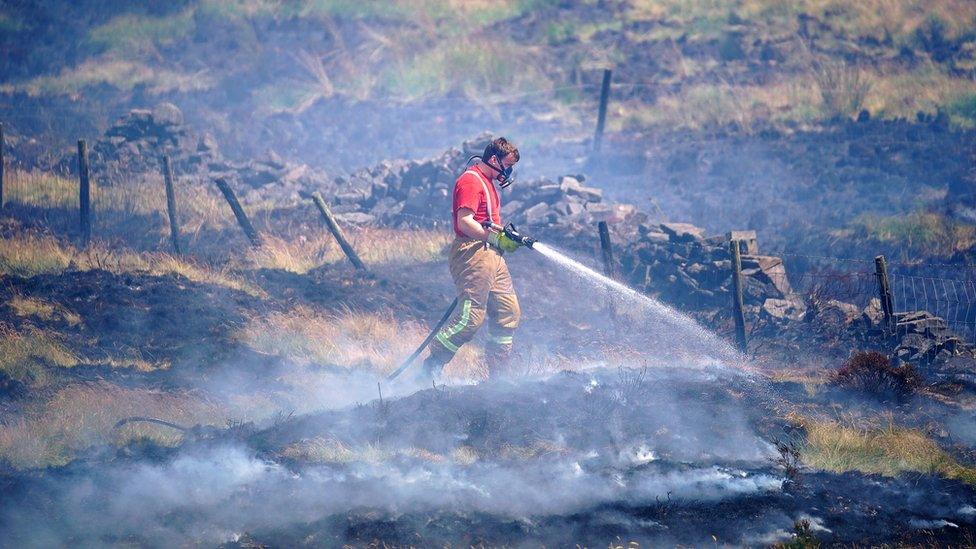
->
xmin=1 ymin=368 xmax=975 ymax=547
xmin=0 ymin=236 xmax=974 ymax=546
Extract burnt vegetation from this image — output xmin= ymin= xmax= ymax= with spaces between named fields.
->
xmin=830 ymin=350 xmax=923 ymax=401
xmin=1 ymin=0 xmax=976 ymax=546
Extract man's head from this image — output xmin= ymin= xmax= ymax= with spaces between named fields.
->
xmin=481 ymin=137 xmax=519 ymax=187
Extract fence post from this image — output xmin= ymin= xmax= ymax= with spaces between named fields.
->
xmin=592 ymin=68 xmax=612 ymax=154
xmin=597 ymin=221 xmax=617 ymax=280
xmin=161 ymin=156 xmax=182 ymax=254
xmin=874 ymin=255 xmax=895 ymax=334
xmin=0 ymin=122 xmax=5 ymax=209
xmin=311 ymin=192 xmax=367 ymax=271
xmin=78 ymin=139 xmax=91 ymax=246
xmin=729 ymin=239 xmax=747 ymax=352
xmin=214 ymin=178 xmax=262 ymax=247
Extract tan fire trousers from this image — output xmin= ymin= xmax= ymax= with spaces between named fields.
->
xmin=427 ymin=238 xmax=521 ymax=375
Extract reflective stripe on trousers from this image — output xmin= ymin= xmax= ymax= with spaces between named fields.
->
xmin=429 ymin=238 xmax=520 ymax=361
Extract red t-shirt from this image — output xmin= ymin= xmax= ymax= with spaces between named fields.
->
xmin=452 ymin=164 xmax=501 ymax=237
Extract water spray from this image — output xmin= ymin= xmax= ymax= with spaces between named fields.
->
xmin=387 ymin=222 xmax=537 ymax=381
xmin=388 ymin=223 xmax=737 ymax=381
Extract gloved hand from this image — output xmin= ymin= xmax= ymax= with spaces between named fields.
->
xmin=487 ymin=230 xmax=520 ymax=253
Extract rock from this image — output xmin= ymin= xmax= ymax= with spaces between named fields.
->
xmin=558 ymin=176 xmax=581 ymax=191
xmin=553 ymin=198 xmax=585 ymax=218
xmin=741 ymin=255 xmax=792 ymax=295
xmin=727 ymin=230 xmax=758 ymax=254
xmin=565 ymin=183 xmax=603 ymax=202
xmin=335 ymin=212 xmax=375 ymax=225
xmin=501 ymin=200 xmax=523 ymax=218
xmin=861 ymin=298 xmax=885 ymax=326
xmin=523 ymin=202 xmax=551 ymax=225
xmin=815 ymin=299 xmax=861 ymax=326
xmin=606 ymin=203 xmax=636 ymax=223
xmin=151 ymin=102 xmax=184 ymax=126
xmin=584 ymin=202 xmax=615 ymax=222
xmin=660 ymin=222 xmax=706 ymax=243
xmin=762 ymin=296 xmax=807 ymax=321
xmin=895 ymin=311 xmax=948 ymax=334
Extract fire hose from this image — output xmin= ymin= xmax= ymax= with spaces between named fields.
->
xmin=386 ymin=223 xmax=535 ymax=381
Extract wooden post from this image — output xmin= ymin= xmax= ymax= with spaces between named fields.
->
xmin=592 ymin=68 xmax=612 ymax=153
xmin=161 ymin=156 xmax=182 ymax=254
xmin=311 ymin=192 xmax=367 ymax=271
xmin=597 ymin=221 xmax=617 ymax=280
xmin=0 ymin=122 xmax=5 ymax=209
xmin=874 ymin=255 xmax=895 ymax=333
xmin=78 ymin=139 xmax=91 ymax=246
xmin=729 ymin=239 xmax=747 ymax=352
xmin=214 ymin=178 xmax=262 ymax=247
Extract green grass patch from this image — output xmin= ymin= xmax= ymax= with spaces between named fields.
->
xmin=849 ymin=212 xmax=976 ymax=259
xmin=381 ymin=37 xmax=550 ymax=100
xmin=0 ymin=10 xmax=25 ymax=33
xmin=6 ymin=58 xmax=214 ymax=96
xmin=948 ymin=93 xmax=976 ymax=129
xmin=88 ymin=11 xmax=195 ymax=54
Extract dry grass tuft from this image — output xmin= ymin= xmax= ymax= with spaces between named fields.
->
xmin=341 ymin=227 xmax=452 ymax=266
xmin=279 ymin=436 xmax=394 ymax=464
xmin=452 ymin=445 xmax=479 ymax=465
xmin=792 ymin=414 xmax=976 ymax=484
xmin=8 ymin=295 xmax=82 ymax=326
xmin=0 ymin=234 xmax=73 ymax=277
xmin=498 ymin=439 xmax=570 ymax=461
xmin=240 ymin=305 xmax=485 ymax=378
xmin=0 ymin=382 xmax=224 ymax=469
xmin=240 ymin=305 xmax=426 ymax=373
xmin=0 ymin=233 xmax=263 ymax=296
xmin=245 ymin=234 xmax=334 ymax=274
xmin=810 ymin=60 xmax=871 ymax=119
xmin=244 ymin=228 xmax=450 ymax=273
xmin=0 ymin=324 xmax=80 ymax=386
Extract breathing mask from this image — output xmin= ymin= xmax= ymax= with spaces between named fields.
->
xmin=467 ymin=154 xmax=516 ymax=188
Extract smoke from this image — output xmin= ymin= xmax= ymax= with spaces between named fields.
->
xmin=1 ymin=366 xmax=783 ymax=547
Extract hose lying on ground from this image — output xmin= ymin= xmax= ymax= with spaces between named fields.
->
xmin=114 ymin=416 xmax=188 ymax=432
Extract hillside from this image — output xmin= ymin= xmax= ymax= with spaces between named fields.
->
xmin=2 ymin=2 xmax=976 ymax=547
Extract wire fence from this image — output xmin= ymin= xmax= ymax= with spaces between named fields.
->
xmin=1 ymin=74 xmax=973 ymax=343
xmin=617 ymin=238 xmax=976 ymax=344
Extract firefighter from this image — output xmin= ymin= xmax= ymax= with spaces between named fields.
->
xmin=422 ymin=137 xmax=525 ymax=379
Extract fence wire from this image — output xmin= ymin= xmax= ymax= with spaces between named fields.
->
xmin=890 ymin=273 xmax=976 ymax=344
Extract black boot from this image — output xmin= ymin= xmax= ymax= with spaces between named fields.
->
xmin=421 ymin=354 xmax=447 ymax=379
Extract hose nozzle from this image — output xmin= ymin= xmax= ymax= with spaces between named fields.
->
xmin=484 ymin=221 xmax=536 ymax=249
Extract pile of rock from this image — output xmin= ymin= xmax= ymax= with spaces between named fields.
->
xmin=89 ymin=103 xmax=220 ymax=180
xmin=330 ymin=133 xmax=642 ymax=231
xmin=618 ymin=223 xmax=799 ymax=311
xmin=892 ymin=311 xmax=974 ymax=365
xmin=86 ymin=103 xmax=333 ymax=202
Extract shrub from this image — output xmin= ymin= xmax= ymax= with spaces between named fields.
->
xmin=811 ymin=60 xmax=871 ymax=120
xmin=829 ymin=350 xmax=921 ymax=399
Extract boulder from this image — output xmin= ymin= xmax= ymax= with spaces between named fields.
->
xmin=660 ymin=222 xmax=706 ymax=243
xmin=741 ymin=255 xmax=792 ymax=295
xmin=151 ymin=102 xmax=184 ymax=126
xmin=523 ymin=202 xmax=552 ymax=225
xmin=762 ymin=296 xmax=807 ymax=321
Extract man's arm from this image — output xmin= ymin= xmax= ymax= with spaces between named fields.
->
xmin=456 ymin=207 xmax=489 ymax=240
